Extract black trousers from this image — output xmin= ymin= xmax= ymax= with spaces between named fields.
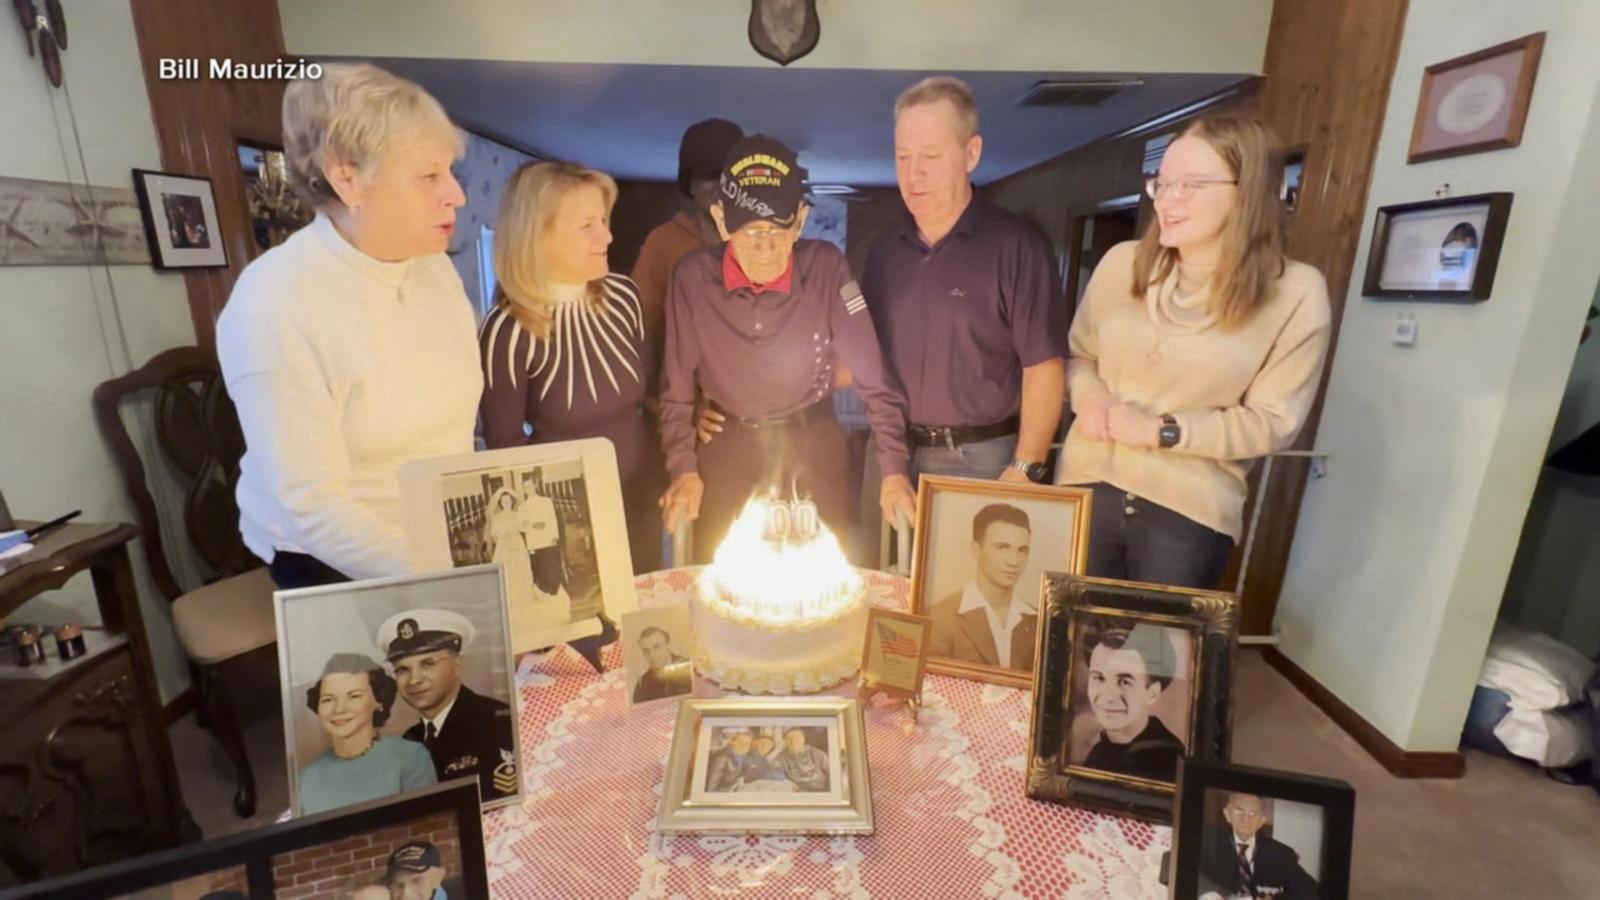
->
xmin=268 ymin=552 xmax=352 ymax=590
xmin=1083 ymin=483 xmax=1235 ymax=590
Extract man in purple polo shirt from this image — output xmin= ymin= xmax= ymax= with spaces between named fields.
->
xmin=658 ymin=135 xmax=916 ymax=562
xmin=864 ymin=76 xmax=1066 ymax=490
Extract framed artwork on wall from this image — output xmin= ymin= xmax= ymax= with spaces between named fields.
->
xmin=1407 ymin=32 xmax=1545 ymax=164
xmin=131 ymin=168 xmax=229 ymax=270
xmin=1362 ymin=192 xmax=1514 ymax=301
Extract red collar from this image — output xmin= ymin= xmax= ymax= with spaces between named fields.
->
xmin=722 ymin=244 xmax=794 ymax=294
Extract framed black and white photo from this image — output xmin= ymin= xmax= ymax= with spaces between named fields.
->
xmin=658 ymin=697 xmax=873 ymax=835
xmin=1171 ymin=758 xmax=1356 ymax=900
xmin=908 ymin=476 xmax=1092 ymax=688
xmin=400 ymin=439 xmax=639 ymax=654
xmin=1362 ymin=192 xmax=1513 ymax=301
xmin=1027 ymin=574 xmax=1237 ymax=824
xmin=131 ymin=168 xmax=228 ymax=269
xmin=11 ymin=780 xmax=489 ymax=900
xmin=274 ymin=565 xmax=522 ymax=816
xmin=621 ymin=605 xmax=696 ymax=706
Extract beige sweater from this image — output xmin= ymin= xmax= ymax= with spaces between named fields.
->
xmin=1055 ymin=240 xmax=1331 ymax=539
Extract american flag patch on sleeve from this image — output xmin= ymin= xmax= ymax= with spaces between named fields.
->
xmin=841 ymin=280 xmax=867 ymax=316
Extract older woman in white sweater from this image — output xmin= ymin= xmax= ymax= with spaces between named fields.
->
xmin=218 ymin=63 xmax=480 ymax=588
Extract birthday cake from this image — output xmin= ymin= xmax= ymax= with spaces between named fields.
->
xmin=691 ymin=496 xmax=869 ymax=694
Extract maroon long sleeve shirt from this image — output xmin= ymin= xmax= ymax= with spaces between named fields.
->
xmin=660 ymin=241 xmax=910 ymax=480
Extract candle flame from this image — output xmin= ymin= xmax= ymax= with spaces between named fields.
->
xmin=702 ymin=495 xmax=863 ymax=624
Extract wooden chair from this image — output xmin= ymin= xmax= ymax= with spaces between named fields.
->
xmin=94 ymin=346 xmax=274 ymax=818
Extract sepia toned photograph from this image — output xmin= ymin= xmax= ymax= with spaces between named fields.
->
xmin=1065 ymin=613 xmax=1197 ymax=785
xmin=689 ymin=718 xmax=843 ymax=805
xmin=400 ymin=440 xmax=640 ymax=654
xmin=621 ymin=605 xmax=695 ymax=705
xmin=909 ymin=476 xmax=1091 ymax=687
xmin=275 ymin=566 xmax=522 ymax=816
xmin=1173 ymin=759 xmax=1355 ymax=900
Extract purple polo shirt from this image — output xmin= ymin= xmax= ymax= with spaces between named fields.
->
xmin=863 ymin=196 xmax=1065 ymax=427
xmin=660 ymin=240 xmax=910 ymax=480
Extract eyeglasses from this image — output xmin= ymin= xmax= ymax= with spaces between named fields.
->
xmin=731 ymin=225 xmax=800 ymax=250
xmin=1145 ymin=177 xmax=1237 ymax=201
xmin=1225 ymin=807 xmax=1265 ymax=820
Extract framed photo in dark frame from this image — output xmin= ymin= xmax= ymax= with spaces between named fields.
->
xmin=130 ymin=168 xmax=229 ymax=270
xmin=1026 ymin=574 xmax=1237 ymax=824
xmin=1408 ymin=32 xmax=1544 ymax=164
xmin=3 ymin=779 xmax=490 ymax=900
xmin=1170 ymin=758 xmax=1356 ymax=900
xmin=1361 ymin=192 xmax=1513 ymax=301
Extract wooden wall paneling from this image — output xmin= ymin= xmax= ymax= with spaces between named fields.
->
xmin=129 ymin=0 xmax=288 ymax=348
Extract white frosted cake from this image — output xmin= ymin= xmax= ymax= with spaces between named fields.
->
xmin=691 ymin=497 xmax=868 ymax=694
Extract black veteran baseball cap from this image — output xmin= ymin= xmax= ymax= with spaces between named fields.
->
xmin=719 ymin=135 xmax=808 ymax=232
xmin=387 ymin=841 xmax=442 ymax=873
xmin=378 ymin=608 xmax=475 ymax=663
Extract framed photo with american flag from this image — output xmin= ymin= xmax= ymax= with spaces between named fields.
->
xmin=858 ymin=608 xmax=932 ymax=705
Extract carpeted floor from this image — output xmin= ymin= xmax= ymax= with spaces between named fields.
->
xmin=169 ymin=650 xmax=1600 ymax=897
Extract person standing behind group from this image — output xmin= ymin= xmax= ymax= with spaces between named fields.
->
xmin=219 ymin=63 xmax=481 ymax=589
xmin=1056 ymin=114 xmax=1331 ymax=590
xmin=863 ymin=77 xmax=1066 ymax=499
xmin=479 ymin=161 xmax=666 ymax=574
xmin=631 ymin=118 xmax=746 ymax=383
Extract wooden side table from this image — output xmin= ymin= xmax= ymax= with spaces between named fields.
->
xmin=0 ymin=521 xmax=197 ymax=888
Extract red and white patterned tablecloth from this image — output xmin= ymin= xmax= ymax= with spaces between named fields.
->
xmin=484 ymin=568 xmax=1169 ymax=899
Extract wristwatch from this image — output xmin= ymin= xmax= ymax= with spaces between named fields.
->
xmin=1010 ymin=459 xmax=1051 ymax=483
xmin=1158 ymin=415 xmax=1181 ymax=449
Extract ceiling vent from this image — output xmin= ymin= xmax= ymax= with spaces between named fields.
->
xmin=1015 ymin=78 xmax=1145 ymax=108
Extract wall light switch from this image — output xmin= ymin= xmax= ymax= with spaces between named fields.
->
xmin=1391 ymin=316 xmax=1419 ymax=347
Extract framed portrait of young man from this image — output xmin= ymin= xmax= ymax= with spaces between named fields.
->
xmin=907 ymin=476 xmax=1092 ymax=688
xmin=1171 ymin=758 xmax=1356 ymax=899
xmin=1027 ymin=574 xmax=1237 ymax=824
xmin=274 ymin=565 xmax=522 ymax=817
xmin=399 ymin=438 xmax=639 ymax=654
xmin=621 ymin=605 xmax=696 ymax=706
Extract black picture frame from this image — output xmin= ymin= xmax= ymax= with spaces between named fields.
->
xmin=1026 ymin=575 xmax=1237 ymax=824
xmin=3 ymin=780 xmax=489 ymax=900
xmin=130 ymin=167 xmax=230 ymax=270
xmin=1361 ymin=192 xmax=1513 ymax=302
xmin=1170 ymin=758 xmax=1356 ymax=900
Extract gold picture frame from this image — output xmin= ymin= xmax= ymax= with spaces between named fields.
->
xmin=657 ymin=697 xmax=873 ymax=835
xmin=858 ymin=608 xmax=932 ymax=715
xmin=1026 ymin=574 xmax=1237 ymax=824
xmin=907 ymin=476 xmax=1092 ymax=688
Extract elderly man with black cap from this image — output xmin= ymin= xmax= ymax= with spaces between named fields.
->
xmin=378 ymin=609 xmax=518 ymax=803
xmin=351 ymin=840 xmax=460 ymax=900
xmin=657 ymin=135 xmax=915 ymax=561
xmin=631 ymin=118 xmax=746 ymax=381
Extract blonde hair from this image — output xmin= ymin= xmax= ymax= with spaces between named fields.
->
xmin=1133 ymin=114 xmax=1286 ymax=329
xmin=282 ymin=62 xmax=463 ymax=209
xmin=894 ymin=76 xmax=980 ymax=142
xmin=493 ymin=161 xmax=618 ymax=335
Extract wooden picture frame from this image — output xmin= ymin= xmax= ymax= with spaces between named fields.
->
xmin=1408 ymin=32 xmax=1544 ymax=163
xmin=858 ymin=607 xmax=932 ymax=707
xmin=8 ymin=780 xmax=490 ymax=900
xmin=1170 ymin=758 xmax=1356 ymax=900
xmin=1362 ymin=192 xmax=1514 ymax=301
xmin=908 ymin=476 xmax=1092 ymax=688
xmin=130 ymin=168 xmax=229 ymax=269
xmin=1026 ymin=574 xmax=1237 ymax=824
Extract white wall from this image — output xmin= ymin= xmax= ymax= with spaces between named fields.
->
xmin=1275 ymin=2 xmax=1600 ymax=752
xmin=279 ymin=0 xmax=1271 ymax=74
xmin=449 ymin=131 xmax=536 ymax=310
xmin=1 ymin=4 xmax=197 ymax=701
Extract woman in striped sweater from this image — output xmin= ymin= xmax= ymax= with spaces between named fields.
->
xmin=479 ymin=161 xmax=665 ymax=574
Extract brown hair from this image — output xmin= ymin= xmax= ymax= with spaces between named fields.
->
xmin=493 ymin=160 xmax=618 ymax=335
xmin=1132 ymin=114 xmax=1286 ymax=328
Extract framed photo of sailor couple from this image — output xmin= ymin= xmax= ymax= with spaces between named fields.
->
xmin=399 ymin=438 xmax=640 ymax=654
xmin=1026 ymin=574 xmax=1239 ymax=824
xmin=274 ymin=565 xmax=523 ymax=817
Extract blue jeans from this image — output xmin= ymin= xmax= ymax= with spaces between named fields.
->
xmin=1083 ymin=483 xmax=1234 ymax=590
xmin=855 ymin=433 xmax=1019 ymax=566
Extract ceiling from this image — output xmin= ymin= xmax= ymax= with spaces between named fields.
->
xmin=357 ymin=58 xmax=1250 ymax=187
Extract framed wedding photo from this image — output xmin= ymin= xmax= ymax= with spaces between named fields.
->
xmin=1027 ymin=574 xmax=1237 ymax=824
xmin=657 ymin=697 xmax=873 ymax=835
xmin=1362 ymin=192 xmax=1513 ymax=301
xmin=1408 ymin=32 xmax=1544 ymax=163
xmin=1170 ymin=758 xmax=1356 ymax=900
xmin=131 ymin=168 xmax=229 ymax=269
xmin=275 ymin=565 xmax=522 ymax=816
xmin=908 ymin=476 xmax=1091 ymax=688
xmin=400 ymin=438 xmax=639 ymax=653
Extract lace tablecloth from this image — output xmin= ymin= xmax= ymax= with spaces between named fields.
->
xmin=484 ymin=568 xmax=1169 ymax=899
